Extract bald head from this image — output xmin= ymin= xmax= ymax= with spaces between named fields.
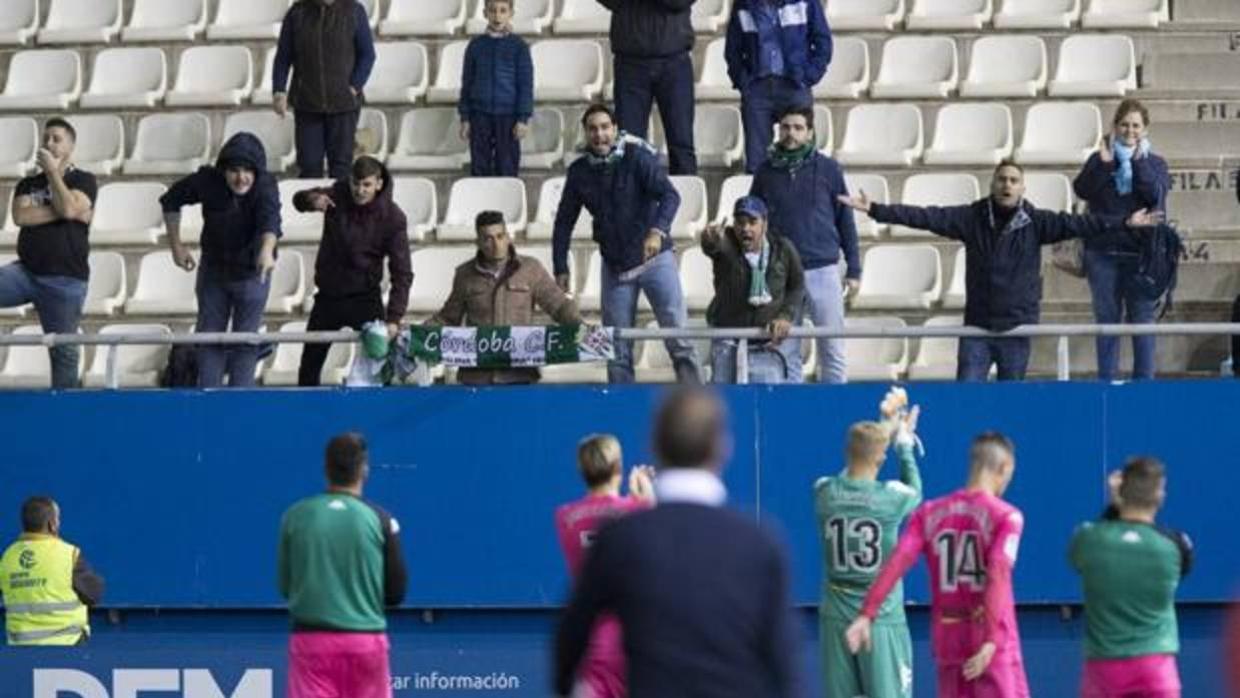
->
xmin=653 ymin=387 xmax=727 ymax=470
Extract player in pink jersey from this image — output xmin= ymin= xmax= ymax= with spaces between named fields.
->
xmin=554 ymin=433 xmax=655 ymax=698
xmin=846 ymin=431 xmax=1029 ymax=698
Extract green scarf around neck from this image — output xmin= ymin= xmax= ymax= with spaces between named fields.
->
xmin=766 ymin=141 xmax=815 ymax=170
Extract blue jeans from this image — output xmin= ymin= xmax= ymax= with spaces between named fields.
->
xmin=1085 ymin=249 xmax=1157 ymax=381
xmin=195 ymin=267 xmax=270 ymax=388
xmin=294 ymin=109 xmax=359 ymax=179
xmin=469 ymin=114 xmax=520 ymax=177
xmin=740 ymin=76 xmax=812 ymax=173
xmin=601 ymin=250 xmax=699 ymax=383
xmin=0 ymin=262 xmax=86 ymax=388
xmin=958 ymin=336 xmax=1031 ymax=381
xmin=614 ymin=53 xmax=697 ymax=175
xmin=710 ymin=340 xmax=791 ymax=384
xmin=781 ymin=264 xmax=846 ymax=384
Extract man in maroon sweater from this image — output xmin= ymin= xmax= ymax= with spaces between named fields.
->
xmin=294 ymin=156 xmax=413 ymax=386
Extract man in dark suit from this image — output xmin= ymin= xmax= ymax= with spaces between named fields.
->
xmin=554 ymin=387 xmax=802 ymax=697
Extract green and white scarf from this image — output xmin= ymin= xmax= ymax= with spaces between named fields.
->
xmin=409 ymin=325 xmax=615 ymax=368
xmin=745 ymin=238 xmax=772 ymax=307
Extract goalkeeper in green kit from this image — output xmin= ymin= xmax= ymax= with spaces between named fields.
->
xmin=814 ymin=387 xmax=923 ymax=698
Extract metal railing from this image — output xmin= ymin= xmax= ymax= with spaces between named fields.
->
xmin=0 ymin=323 xmax=1237 ymax=387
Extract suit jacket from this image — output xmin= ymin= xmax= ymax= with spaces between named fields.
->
xmin=554 ymin=501 xmax=802 ymax=697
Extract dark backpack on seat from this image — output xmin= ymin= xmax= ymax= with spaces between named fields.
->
xmin=1131 ymin=223 xmax=1185 ymax=318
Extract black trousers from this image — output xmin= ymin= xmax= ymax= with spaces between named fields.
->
xmin=299 ymin=292 xmax=384 ymax=386
xmin=294 ymin=109 xmax=359 ymax=179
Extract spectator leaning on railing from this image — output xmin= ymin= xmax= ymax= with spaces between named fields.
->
xmin=458 ymin=0 xmax=534 ymax=178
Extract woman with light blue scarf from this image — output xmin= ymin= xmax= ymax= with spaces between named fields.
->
xmin=1073 ymin=99 xmax=1171 ymax=381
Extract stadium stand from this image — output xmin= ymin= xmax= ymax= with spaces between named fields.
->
xmin=124 ymin=113 xmax=212 ymax=176
xmin=38 ymin=0 xmax=122 ymax=45
xmin=0 ymin=0 xmax=39 ymax=46
xmin=870 ymin=36 xmax=959 ymax=99
xmin=843 ymin=174 xmax=890 ymax=238
xmin=407 ymin=246 xmax=476 ymax=313
xmin=438 ymin=177 xmax=527 ymax=240
xmin=814 ymin=36 xmax=870 ymax=99
xmin=165 ymin=45 xmax=253 ymax=107
xmin=380 ymin=0 xmax=467 ymax=37
xmin=278 ymin=178 xmax=334 ymax=243
xmin=836 ymin=104 xmax=924 ymax=166
xmin=357 ymin=108 xmax=390 ymax=160
xmin=1082 ymin=0 xmax=1168 ymax=28
xmin=80 ymin=48 xmax=167 ymax=110
xmin=942 ymin=246 xmax=967 ymax=310
xmin=554 ymin=0 xmax=610 ymax=34
xmin=91 ymin=183 xmax=167 ymax=246
xmin=678 ymin=246 xmax=714 ymax=313
xmin=527 ymin=175 xmax=591 ymax=240
xmin=0 ymin=49 xmax=81 ymax=110
xmin=713 ymin=174 xmax=753 ymax=226
xmin=841 ymin=316 xmax=910 ymax=381
xmin=262 ymin=320 xmax=353 ymax=385
xmin=84 ymin=251 xmax=128 ymax=317
xmin=391 ymin=177 xmax=438 ymax=243
xmin=993 ymin=0 xmax=1080 ymax=28
xmin=427 ymin=40 xmax=468 ymax=103
xmin=960 ymin=35 xmax=1047 ymax=98
xmin=892 ymin=173 xmax=981 ymax=237
xmin=1014 ymin=101 xmax=1102 ymax=164
xmin=906 ymin=0 xmax=993 ymax=31
xmin=531 ymin=40 xmax=604 ymax=102
xmin=206 ymin=0 xmax=287 ymax=41
xmin=923 ymin=103 xmax=1014 ymax=166
xmin=123 ymin=0 xmax=209 ymax=42
xmin=389 ymin=108 xmax=467 ymax=171
xmin=0 ymin=117 xmax=37 ymax=178
xmin=265 ymin=250 xmax=307 ymax=315
xmin=82 ymin=323 xmax=172 ymax=387
xmin=125 ymin=251 xmax=198 ymax=315
xmin=523 ymin=108 xmax=566 ymax=169
xmin=221 ymin=111 xmax=296 ymax=173
xmin=907 ymin=315 xmax=966 ymax=380
xmin=366 ymin=42 xmax=430 ymax=104
xmin=66 ymin=114 xmax=125 ymax=176
xmin=827 ymin=0 xmax=905 ymax=30
xmin=851 ymin=244 xmax=943 ymax=310
xmin=1048 ymin=34 xmax=1137 ymax=97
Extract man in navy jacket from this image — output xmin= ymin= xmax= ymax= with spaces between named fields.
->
xmin=725 ymin=0 xmax=832 ymax=172
xmin=553 ymin=104 xmax=700 ymax=384
xmin=839 ymin=160 xmax=1162 ymax=381
xmin=555 ymin=387 xmax=801 ymax=697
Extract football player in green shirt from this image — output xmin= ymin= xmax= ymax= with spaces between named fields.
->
xmin=814 ymin=387 xmax=923 ymax=698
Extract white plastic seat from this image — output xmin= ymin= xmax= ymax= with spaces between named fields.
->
xmin=532 ymin=40 xmax=604 ymax=101
xmin=279 ymin=178 xmax=334 ymax=243
xmin=66 ymin=115 xmax=124 ymax=176
xmin=828 ymin=0 xmax=905 ymax=30
xmin=527 ymin=176 xmax=592 ymax=240
xmin=688 ymin=106 xmax=743 ymax=168
xmin=125 ymin=253 xmax=197 ymax=315
xmin=356 ymin=108 xmax=389 ymax=160
xmin=555 ymin=0 xmax=611 ymax=34
xmin=714 ymin=175 xmax=754 ymax=225
xmin=1023 ymin=172 xmax=1073 ymax=213
xmin=367 ymin=42 xmax=430 ymax=104
xmin=670 ymin=176 xmax=708 ymax=240
xmin=836 ymin=105 xmax=924 ymax=167
xmin=1048 ymin=34 xmax=1136 ymax=98
xmin=844 ymin=174 xmax=889 ymax=238
xmin=408 ymin=246 xmax=476 ymax=313
xmin=467 ymin=0 xmax=553 ymax=34
xmin=252 ymin=47 xmax=278 ymax=105
xmin=388 ymin=108 xmax=467 ymax=171
xmin=679 ymin=247 xmax=714 ymax=312
xmin=1 ymin=191 xmax=19 ymax=242
xmin=924 ymin=103 xmax=1013 ymax=166
xmin=81 ymin=324 xmax=172 ymax=388
xmin=438 ymin=178 xmax=527 ymax=240
xmin=994 ymin=0 xmax=1080 ymax=28
xmin=266 ymin=249 xmax=306 ymax=314
xmin=1015 ymin=102 xmax=1102 ymax=166
xmin=392 ymin=178 xmax=437 ymax=242
xmin=124 ymin=113 xmax=211 ymax=176
xmin=871 ymin=37 xmax=959 ymax=99
xmin=0 ymin=117 xmax=37 ymax=178
xmin=0 ymin=325 xmax=55 ymax=387
xmin=81 ymin=48 xmax=167 ymax=109
xmin=124 ymin=0 xmax=208 ymax=42
xmin=576 ymin=250 xmax=603 ymax=311
xmin=941 ymin=246 xmax=966 ymax=308
xmin=222 ymin=111 xmax=295 ymax=173
xmin=208 ymin=0 xmax=289 ymax=40
xmin=0 ymin=254 xmax=30 ymax=316
xmin=0 ymin=50 xmax=81 ymax=110
xmin=262 ymin=321 xmax=354 ymax=386
xmin=522 ymin=109 xmax=566 ymax=170
xmin=844 ymin=316 xmax=909 ymax=381
xmin=697 ymin=39 xmax=734 ymax=100
xmin=692 ymin=0 xmax=729 ymax=32
xmin=893 ymin=174 xmax=980 ymax=237
xmin=427 ymin=41 xmax=468 ymax=104
xmin=84 ymin=251 xmax=126 ymax=316
xmin=0 ymin=0 xmax=39 ymax=45
xmin=814 ymin=105 xmax=834 ymax=156
xmin=92 ymin=183 xmax=167 ymax=245
xmin=852 ymin=245 xmax=942 ymax=310
xmin=961 ymin=36 xmax=1047 ymax=98
xmin=38 ymin=0 xmax=121 ymax=44
xmin=814 ymin=37 xmax=869 ymax=99
xmin=907 ymin=0 xmax=992 ymax=29
xmin=1082 ymin=0 xmax=1167 ymax=28
xmin=907 ymin=315 xmax=963 ymax=380
xmin=166 ymin=46 xmax=253 ymax=107
xmin=382 ymin=0 xmax=467 ymax=36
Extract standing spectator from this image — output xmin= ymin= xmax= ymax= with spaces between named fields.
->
xmin=725 ymin=0 xmax=832 ymax=173
xmin=603 ymin=0 xmax=698 ymax=175
xmin=279 ymin=432 xmax=407 ymax=698
xmin=458 ymin=0 xmax=533 ymax=177
xmin=1 ymin=118 xmax=95 ymax=389
xmin=555 ymin=387 xmax=802 ymax=697
xmin=0 ymin=497 xmax=104 ymax=646
xmin=751 ymin=106 xmax=859 ymax=384
xmin=1073 ymin=99 xmax=1171 ymax=381
xmin=839 ymin=160 xmax=1162 ymax=381
xmin=430 ymin=211 xmax=580 ymax=385
xmin=700 ymin=196 xmax=804 ymax=384
xmin=553 ymin=104 xmax=700 ymax=384
xmin=273 ymin=0 xmax=376 ymax=179
xmin=161 ymin=133 xmax=282 ymax=388
xmin=293 ymin=156 xmax=412 ymax=386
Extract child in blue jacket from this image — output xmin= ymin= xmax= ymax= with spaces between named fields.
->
xmin=458 ymin=0 xmax=534 ymax=177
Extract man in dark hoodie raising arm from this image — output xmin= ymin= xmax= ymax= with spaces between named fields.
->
xmin=294 ymin=155 xmax=413 ymax=386
xmin=160 ymin=132 xmax=282 ymax=388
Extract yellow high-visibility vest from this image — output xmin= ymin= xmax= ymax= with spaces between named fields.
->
xmin=0 ymin=534 xmax=88 ymax=646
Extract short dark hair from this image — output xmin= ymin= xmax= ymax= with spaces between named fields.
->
xmin=475 ymin=210 xmax=506 ymax=233
xmin=21 ymin=496 xmax=56 ymax=533
xmin=970 ymin=431 xmax=1015 ymax=473
xmin=325 ymin=433 xmax=368 ymax=487
xmin=653 ymin=387 xmax=726 ymax=470
xmin=580 ymin=103 xmax=616 ymax=128
xmin=778 ymin=105 xmax=815 ymax=130
xmin=1119 ymin=456 xmax=1165 ymax=510
xmin=994 ymin=158 xmax=1024 ymax=177
xmin=485 ymin=0 xmax=513 ymax=7
xmin=351 ymin=155 xmax=383 ymax=181
xmin=44 ymin=118 xmax=76 ymax=142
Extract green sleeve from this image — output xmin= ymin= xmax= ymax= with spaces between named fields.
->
xmin=893 ymin=443 xmax=923 ymax=517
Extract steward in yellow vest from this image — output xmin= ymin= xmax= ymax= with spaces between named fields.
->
xmin=0 ymin=497 xmax=104 ymax=645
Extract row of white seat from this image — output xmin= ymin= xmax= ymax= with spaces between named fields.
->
xmin=0 ymin=0 xmax=1171 ymax=48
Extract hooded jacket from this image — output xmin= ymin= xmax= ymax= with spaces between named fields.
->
xmin=1073 ymin=151 xmax=1170 ymax=254
xmin=750 ymin=150 xmax=860 ymax=276
xmin=160 ymin=132 xmax=282 ymax=277
xmin=600 ymin=0 xmax=695 ymax=59
xmin=870 ymin=198 xmax=1131 ymax=331
xmin=273 ymin=0 xmax=375 ymax=114
xmin=292 ymin=162 xmax=413 ymax=323
xmin=725 ymin=0 xmax=833 ymax=90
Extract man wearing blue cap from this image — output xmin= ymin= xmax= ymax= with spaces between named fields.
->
xmin=700 ymin=195 xmax=805 ymax=384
